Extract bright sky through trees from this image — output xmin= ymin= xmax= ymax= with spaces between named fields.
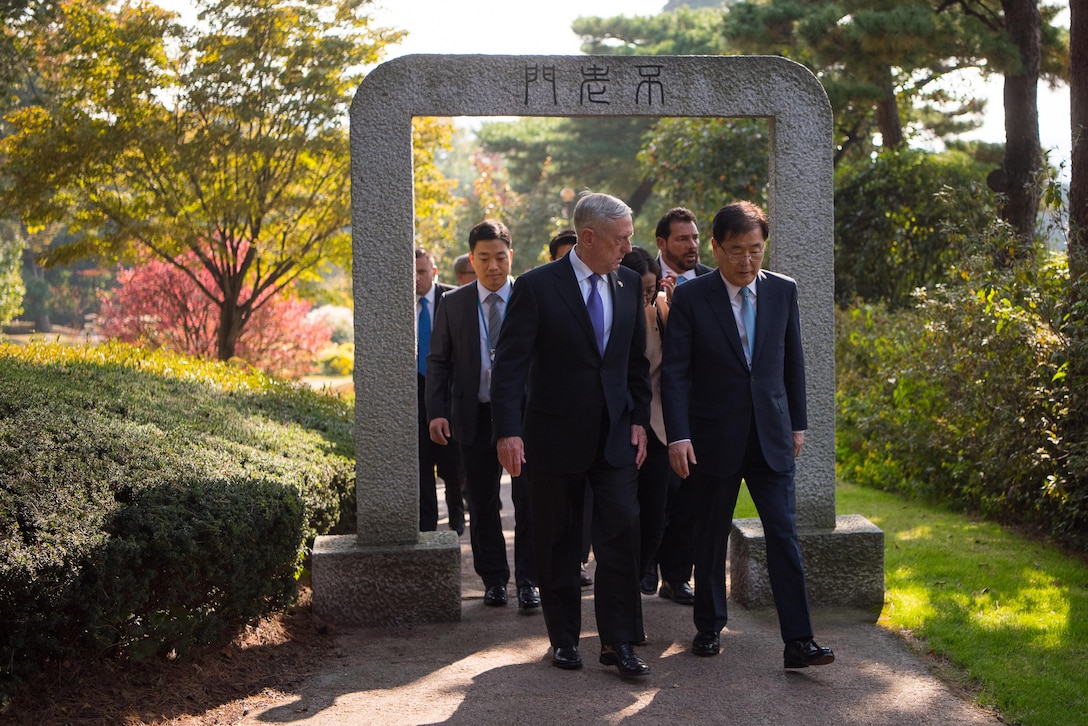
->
xmin=160 ymin=0 xmax=1072 ymax=177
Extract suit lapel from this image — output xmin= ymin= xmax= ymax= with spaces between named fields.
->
xmin=707 ymin=273 xmax=747 ymax=366
xmin=462 ymin=282 xmax=482 ymax=372
xmin=554 ymin=258 xmax=600 ymax=355
xmin=750 ymin=271 xmax=769 ymax=365
xmin=604 ymin=269 xmax=633 ymax=359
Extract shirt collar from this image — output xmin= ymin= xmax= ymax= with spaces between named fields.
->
xmin=476 ymin=277 xmax=513 ymax=303
xmin=720 ymin=272 xmax=759 ymax=301
xmin=569 ymin=245 xmax=598 ymax=282
xmin=658 ymin=255 xmax=697 ymax=283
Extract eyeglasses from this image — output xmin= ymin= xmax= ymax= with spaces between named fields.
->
xmin=724 ymin=249 xmax=765 ymax=262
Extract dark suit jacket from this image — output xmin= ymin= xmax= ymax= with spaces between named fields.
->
xmin=491 ymin=256 xmax=652 ymax=474
xmin=425 ymin=281 xmax=489 ymax=447
xmin=425 ymin=282 xmax=456 ymax=345
xmin=660 ymin=269 xmax=807 ymax=474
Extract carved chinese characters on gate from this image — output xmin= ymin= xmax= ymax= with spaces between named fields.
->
xmin=524 ymin=63 xmax=666 ymax=107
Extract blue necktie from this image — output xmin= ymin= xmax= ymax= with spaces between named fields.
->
xmin=587 ymin=273 xmax=605 ymax=356
xmin=740 ymin=286 xmax=755 ymax=363
xmin=418 ymin=296 xmax=430 ymax=375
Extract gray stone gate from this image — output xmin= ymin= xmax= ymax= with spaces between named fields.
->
xmin=312 ymin=54 xmax=884 ymax=626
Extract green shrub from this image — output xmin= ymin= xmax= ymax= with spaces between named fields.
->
xmin=836 ymin=219 xmax=1081 ymax=547
xmin=92 ymin=477 xmax=304 ymax=659
xmin=0 ymin=340 xmax=354 ymax=698
xmin=834 ymin=148 xmax=995 ymax=309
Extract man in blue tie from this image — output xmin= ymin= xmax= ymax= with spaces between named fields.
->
xmin=426 ymin=221 xmax=539 ymax=611
xmin=492 ymin=192 xmax=652 ymax=677
xmin=661 ymin=201 xmax=835 ymax=669
xmin=415 ymin=248 xmax=466 ymax=534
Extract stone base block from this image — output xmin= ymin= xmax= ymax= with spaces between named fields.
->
xmin=311 ymin=531 xmax=461 ymax=627
xmin=729 ymin=513 xmax=884 ymax=618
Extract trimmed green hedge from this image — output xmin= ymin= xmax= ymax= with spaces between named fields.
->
xmin=0 ymin=340 xmax=354 ymax=697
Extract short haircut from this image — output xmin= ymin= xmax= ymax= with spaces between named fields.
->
xmin=468 ymin=219 xmax=512 ymax=252
xmin=549 ymin=228 xmax=578 ymax=260
xmin=414 ymin=247 xmax=434 ymax=265
xmin=573 ymin=192 xmax=632 ymax=235
xmin=453 ymin=253 xmax=473 ymax=275
xmin=620 ymin=246 xmax=661 ymax=281
xmin=711 ymin=201 xmax=769 ymax=243
xmin=655 ymin=207 xmax=698 ymax=241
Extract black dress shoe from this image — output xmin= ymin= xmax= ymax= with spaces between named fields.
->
xmin=659 ymin=580 xmax=695 ymax=605
xmin=579 ymin=562 xmax=593 ymax=587
xmin=639 ymin=571 xmax=658 ymax=595
xmin=783 ymin=638 xmax=835 ymax=668
xmin=517 ymin=586 xmax=541 ymax=610
xmin=692 ymin=630 xmax=721 ymax=657
xmin=483 ymin=584 xmax=507 ymax=607
xmin=552 ymin=645 xmax=582 ymax=670
xmin=599 ymin=642 xmax=650 ymax=677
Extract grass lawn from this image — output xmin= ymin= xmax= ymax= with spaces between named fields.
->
xmin=737 ymin=480 xmax=1088 ymax=726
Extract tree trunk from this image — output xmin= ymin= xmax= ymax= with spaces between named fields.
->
xmin=215 ymin=297 xmax=242 ymax=361
xmin=997 ymin=0 xmax=1043 ymax=258
xmin=627 ymin=175 xmax=656 ymax=217
xmin=1061 ymin=0 xmax=1088 ymax=547
xmin=1071 ymin=0 xmax=1088 ymax=281
xmin=875 ymin=70 xmax=904 ymax=149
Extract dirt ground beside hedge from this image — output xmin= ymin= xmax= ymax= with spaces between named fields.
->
xmin=0 ymin=585 xmax=336 ymax=726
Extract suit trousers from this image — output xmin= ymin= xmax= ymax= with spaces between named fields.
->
xmin=528 ymin=454 xmax=641 ymax=648
xmin=656 ymin=471 xmax=697 ymax=586
xmin=637 ymin=428 xmax=671 ymax=578
xmin=417 ymin=374 xmax=464 ymax=531
xmin=460 ymin=403 xmax=536 ymax=589
xmin=691 ymin=424 xmax=814 ymax=643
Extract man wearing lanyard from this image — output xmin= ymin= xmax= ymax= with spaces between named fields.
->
xmin=426 ymin=220 xmax=539 ymax=611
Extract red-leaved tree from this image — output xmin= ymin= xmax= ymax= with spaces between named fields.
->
xmin=100 ymin=254 xmax=331 ymax=379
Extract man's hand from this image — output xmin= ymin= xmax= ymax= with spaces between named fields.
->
xmin=662 ymin=273 xmax=677 ymax=304
xmin=631 ymin=424 xmax=648 ymax=468
xmin=429 ymin=418 xmax=451 ymax=445
xmin=793 ymin=431 xmax=805 ymax=458
xmin=668 ymin=441 xmax=697 ymax=479
xmin=497 ymin=436 xmax=526 ymax=477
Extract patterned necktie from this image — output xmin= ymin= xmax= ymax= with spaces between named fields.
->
xmin=587 ymin=273 xmax=605 ymax=356
xmin=417 ymin=296 xmax=430 ymax=375
xmin=486 ymin=293 xmax=503 ymax=345
xmin=740 ymin=286 xmax=755 ymax=363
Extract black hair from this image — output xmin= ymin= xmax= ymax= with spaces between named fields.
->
xmin=711 ymin=201 xmax=768 ymax=242
xmin=468 ymin=219 xmax=512 ymax=252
